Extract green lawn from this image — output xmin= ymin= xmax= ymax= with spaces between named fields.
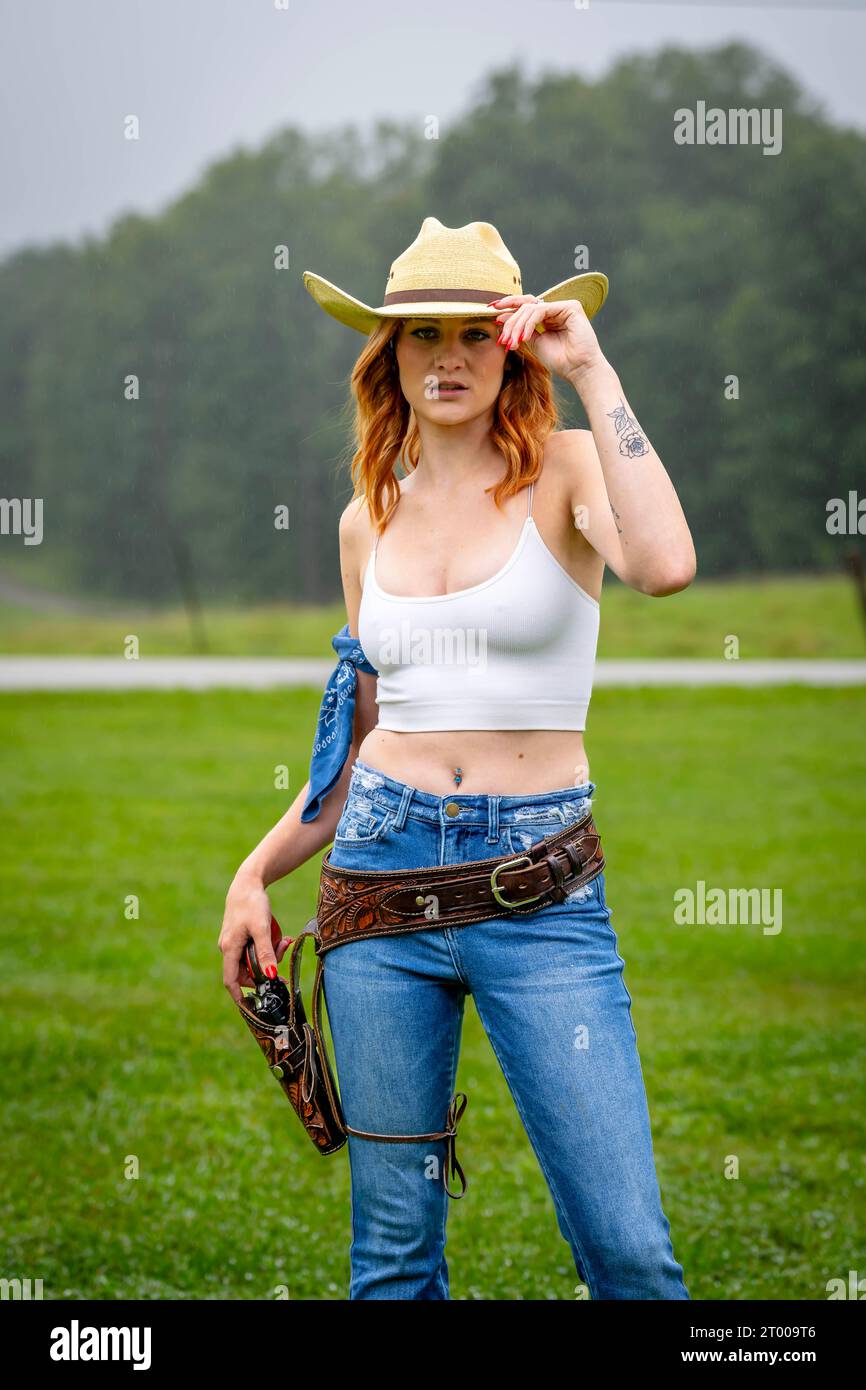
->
xmin=1 ymin=572 xmax=864 ymax=657
xmin=1 ymin=685 xmax=864 ymax=1299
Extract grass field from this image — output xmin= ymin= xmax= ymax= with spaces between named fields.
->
xmin=1 ymin=571 xmax=865 ymax=657
xmin=2 ymin=684 xmax=864 ymax=1300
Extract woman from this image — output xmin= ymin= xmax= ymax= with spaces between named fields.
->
xmin=220 ymin=218 xmax=696 ymax=1300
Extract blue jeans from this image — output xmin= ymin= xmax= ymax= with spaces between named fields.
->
xmin=323 ymin=757 xmax=690 ymax=1301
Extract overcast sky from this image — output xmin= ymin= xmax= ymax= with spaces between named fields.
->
xmin=1 ymin=0 xmax=864 ymax=261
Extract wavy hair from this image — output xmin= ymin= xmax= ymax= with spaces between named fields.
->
xmin=344 ymin=318 xmax=560 ymax=536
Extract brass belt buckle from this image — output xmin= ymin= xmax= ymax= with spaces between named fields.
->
xmin=489 ymin=855 xmax=545 ymax=909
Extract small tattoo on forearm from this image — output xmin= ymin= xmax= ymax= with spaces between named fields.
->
xmin=610 ymin=502 xmax=624 ymax=535
xmin=607 ymin=399 xmax=649 ymax=458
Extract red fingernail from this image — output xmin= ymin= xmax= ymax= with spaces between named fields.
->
xmin=265 ymin=964 xmax=277 ymax=979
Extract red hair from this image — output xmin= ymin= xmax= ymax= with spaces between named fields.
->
xmin=344 ymin=318 xmax=560 ymax=535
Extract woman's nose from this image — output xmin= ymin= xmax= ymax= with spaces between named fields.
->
xmin=434 ymin=345 xmax=466 ymax=367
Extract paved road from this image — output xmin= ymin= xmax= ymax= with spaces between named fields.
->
xmin=0 ymin=657 xmax=864 ymax=690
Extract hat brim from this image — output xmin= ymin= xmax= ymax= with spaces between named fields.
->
xmin=303 ymin=270 xmax=609 ymax=335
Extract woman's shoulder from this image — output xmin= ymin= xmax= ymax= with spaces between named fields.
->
xmin=546 ymin=427 xmax=602 ymax=478
xmin=340 ymin=477 xmax=407 ymax=538
xmin=338 ymin=493 xmax=369 ymax=534
xmin=544 ymin=427 xmax=593 ymax=459
xmin=338 ymin=494 xmax=375 ymax=570
xmin=539 ymin=429 xmax=594 ymax=500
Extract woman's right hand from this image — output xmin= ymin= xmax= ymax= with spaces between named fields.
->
xmin=219 ymin=869 xmax=294 ymax=1004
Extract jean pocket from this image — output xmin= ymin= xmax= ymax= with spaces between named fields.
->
xmin=333 ymin=798 xmax=392 ymax=844
xmin=505 ymin=806 xmax=568 ymax=855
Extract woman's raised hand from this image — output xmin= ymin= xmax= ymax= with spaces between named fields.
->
xmin=491 ymin=292 xmax=606 ymax=384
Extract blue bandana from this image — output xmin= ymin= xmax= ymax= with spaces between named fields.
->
xmin=300 ymin=624 xmax=379 ymax=822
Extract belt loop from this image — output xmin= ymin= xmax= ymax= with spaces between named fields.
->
xmin=486 ymin=794 xmax=500 ymax=844
xmin=392 ymin=784 xmax=413 ymax=831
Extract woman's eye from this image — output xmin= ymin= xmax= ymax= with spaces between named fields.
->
xmin=411 ymin=328 xmax=489 ymax=341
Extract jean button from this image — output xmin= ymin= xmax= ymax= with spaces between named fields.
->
xmin=444 ymin=802 xmax=461 ymax=817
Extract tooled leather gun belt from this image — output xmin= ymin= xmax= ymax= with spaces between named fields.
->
xmin=294 ymin=811 xmax=605 ymax=1200
xmin=316 ymin=809 xmax=605 ymax=948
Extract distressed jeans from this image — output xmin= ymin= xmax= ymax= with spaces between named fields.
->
xmin=323 ymin=757 xmax=690 ymax=1301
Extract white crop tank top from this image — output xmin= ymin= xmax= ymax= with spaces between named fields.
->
xmin=357 ymin=481 xmax=600 ymax=732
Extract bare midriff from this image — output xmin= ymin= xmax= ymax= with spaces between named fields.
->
xmin=356 ymin=727 xmax=590 ymax=797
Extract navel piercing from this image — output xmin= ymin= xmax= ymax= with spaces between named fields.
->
xmin=452 ymin=767 xmax=463 ymax=787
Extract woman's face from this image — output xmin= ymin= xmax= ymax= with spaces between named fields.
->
xmin=393 ymin=315 xmax=507 ymax=422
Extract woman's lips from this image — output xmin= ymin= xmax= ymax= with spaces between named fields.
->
xmin=437 ymin=384 xmax=468 ymax=395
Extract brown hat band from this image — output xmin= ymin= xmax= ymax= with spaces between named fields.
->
xmin=382 ymin=287 xmax=517 ymax=305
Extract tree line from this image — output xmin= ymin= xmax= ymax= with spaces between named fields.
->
xmin=0 ymin=41 xmax=863 ymax=606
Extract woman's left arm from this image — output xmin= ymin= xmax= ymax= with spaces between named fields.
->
xmin=567 ymin=357 xmax=697 ymax=596
xmin=493 ymin=293 xmax=697 ymax=596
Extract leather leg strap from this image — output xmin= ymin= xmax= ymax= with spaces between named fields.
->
xmin=305 ymin=925 xmax=469 ymax=1199
xmin=342 ymin=1092 xmax=468 ymax=1200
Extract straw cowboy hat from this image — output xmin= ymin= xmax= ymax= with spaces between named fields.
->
xmin=303 ymin=216 xmax=608 ymax=335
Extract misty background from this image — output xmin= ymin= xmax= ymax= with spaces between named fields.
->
xmin=1 ymin=0 xmax=864 ymax=615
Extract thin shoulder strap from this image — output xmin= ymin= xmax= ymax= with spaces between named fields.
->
xmin=526 ymin=481 xmax=534 ymax=519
